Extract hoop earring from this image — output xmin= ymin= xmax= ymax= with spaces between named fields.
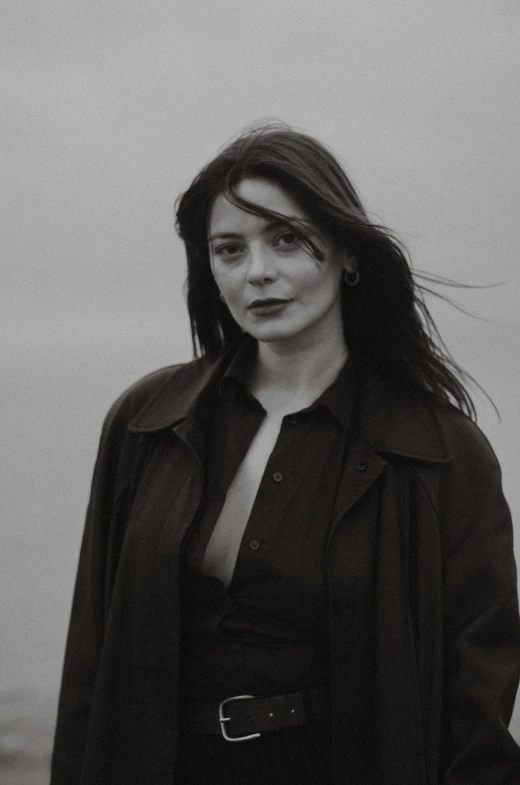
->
xmin=219 ymin=291 xmax=225 ymax=302
xmin=343 ymin=268 xmax=360 ymax=287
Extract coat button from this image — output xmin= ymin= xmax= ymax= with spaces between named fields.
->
xmin=355 ymin=461 xmax=368 ymax=472
xmin=273 ymin=471 xmax=283 ymax=482
xmin=249 ymin=539 xmax=260 ymax=550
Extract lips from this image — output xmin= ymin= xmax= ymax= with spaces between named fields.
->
xmin=248 ymin=298 xmax=291 ymax=309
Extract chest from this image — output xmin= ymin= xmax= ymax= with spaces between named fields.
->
xmin=185 ymin=395 xmax=349 ymax=588
xmin=200 ymin=413 xmax=284 ymax=585
xmin=224 ymin=410 xmax=284 ymax=513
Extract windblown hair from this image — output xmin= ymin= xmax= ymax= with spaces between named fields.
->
xmin=175 ymin=123 xmax=478 ymax=419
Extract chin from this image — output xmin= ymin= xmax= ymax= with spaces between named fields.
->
xmin=244 ymin=322 xmax=297 ymax=341
xmin=247 ymin=329 xmax=305 ymax=347
xmin=235 ymin=311 xmax=313 ymax=345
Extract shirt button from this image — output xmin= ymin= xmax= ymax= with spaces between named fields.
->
xmin=249 ymin=539 xmax=260 ymax=550
xmin=356 ymin=462 xmax=368 ymax=472
xmin=273 ymin=471 xmax=283 ymax=482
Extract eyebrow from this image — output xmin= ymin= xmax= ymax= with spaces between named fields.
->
xmin=208 ymin=231 xmax=243 ymax=242
xmin=208 ymin=218 xmax=306 ymax=244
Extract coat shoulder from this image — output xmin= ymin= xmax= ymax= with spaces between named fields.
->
xmin=431 ymin=402 xmax=501 ymax=474
xmin=101 ymin=357 xmax=212 ymax=434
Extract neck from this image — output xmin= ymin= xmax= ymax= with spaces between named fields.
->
xmin=249 ymin=326 xmax=349 ymax=413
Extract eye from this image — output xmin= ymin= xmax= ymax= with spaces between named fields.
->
xmin=212 ymin=243 xmax=243 ymax=261
xmin=273 ymin=231 xmax=301 ymax=249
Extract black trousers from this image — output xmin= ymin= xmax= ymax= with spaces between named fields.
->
xmin=175 ymin=719 xmax=332 ymax=784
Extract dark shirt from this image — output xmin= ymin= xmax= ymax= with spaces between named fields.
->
xmin=180 ymin=340 xmax=357 ymax=700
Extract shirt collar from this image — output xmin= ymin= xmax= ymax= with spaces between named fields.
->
xmin=219 ymin=336 xmax=357 ymax=430
xmin=219 ymin=336 xmax=257 ymax=395
xmin=127 ymin=345 xmax=451 ymax=464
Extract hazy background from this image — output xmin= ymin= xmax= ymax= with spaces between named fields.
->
xmin=2 ymin=0 xmax=519 ymax=779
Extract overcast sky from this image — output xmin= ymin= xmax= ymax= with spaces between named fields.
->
xmin=2 ymin=0 xmax=519 ymax=726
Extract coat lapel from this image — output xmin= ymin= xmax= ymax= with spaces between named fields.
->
xmin=330 ymin=371 xmax=450 ymax=538
xmin=329 ymin=440 xmax=387 ymax=545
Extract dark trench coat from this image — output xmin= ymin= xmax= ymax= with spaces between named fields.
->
xmin=51 ymin=349 xmax=520 ymax=784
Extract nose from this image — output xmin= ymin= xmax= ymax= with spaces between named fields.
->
xmin=246 ymin=245 xmax=276 ymax=284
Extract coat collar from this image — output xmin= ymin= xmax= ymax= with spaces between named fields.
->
xmin=127 ymin=354 xmax=222 ymax=432
xmin=354 ymin=372 xmax=452 ymax=463
xmin=128 ymin=345 xmax=452 ymax=464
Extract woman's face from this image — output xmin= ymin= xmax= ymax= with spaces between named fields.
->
xmin=208 ymin=178 xmax=353 ymax=350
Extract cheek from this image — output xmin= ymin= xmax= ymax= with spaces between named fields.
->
xmin=298 ymin=265 xmax=342 ymax=301
xmin=210 ymin=258 xmax=229 ymax=284
xmin=213 ymin=268 xmax=238 ymax=297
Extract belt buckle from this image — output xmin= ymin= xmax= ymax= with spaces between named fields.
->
xmin=218 ymin=694 xmax=261 ymax=742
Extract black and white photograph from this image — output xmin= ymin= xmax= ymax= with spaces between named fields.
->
xmin=2 ymin=1 xmax=519 ymax=783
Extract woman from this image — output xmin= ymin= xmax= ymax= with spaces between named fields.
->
xmin=51 ymin=125 xmax=520 ymax=784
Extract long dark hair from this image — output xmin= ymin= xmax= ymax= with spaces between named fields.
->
xmin=175 ymin=123 xmax=479 ymax=419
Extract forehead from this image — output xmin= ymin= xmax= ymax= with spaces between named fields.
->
xmin=209 ymin=177 xmax=308 ymax=234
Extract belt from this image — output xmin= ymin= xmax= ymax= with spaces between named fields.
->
xmin=184 ymin=687 xmax=329 ymax=742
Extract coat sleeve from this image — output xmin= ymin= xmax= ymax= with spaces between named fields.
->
xmin=439 ymin=415 xmax=520 ymax=784
xmin=50 ymin=392 xmax=134 ymax=785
